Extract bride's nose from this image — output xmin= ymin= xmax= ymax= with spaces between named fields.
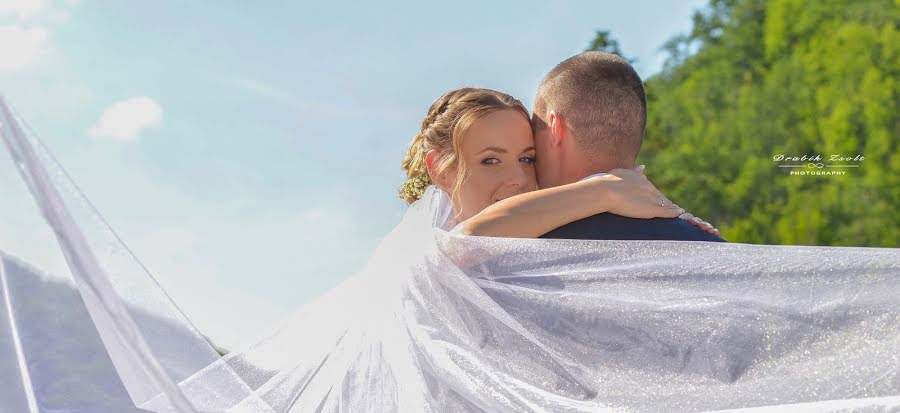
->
xmin=499 ymin=165 xmax=530 ymax=194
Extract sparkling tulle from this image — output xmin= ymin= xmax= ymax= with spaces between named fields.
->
xmin=2 ymin=95 xmax=899 ymax=412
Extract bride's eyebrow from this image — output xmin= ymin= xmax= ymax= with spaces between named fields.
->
xmin=475 ymin=146 xmax=536 ymax=155
xmin=476 ymin=146 xmax=508 ymax=155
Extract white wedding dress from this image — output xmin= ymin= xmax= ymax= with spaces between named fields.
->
xmin=1 ymin=95 xmax=899 ymax=412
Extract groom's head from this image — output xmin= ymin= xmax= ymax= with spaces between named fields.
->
xmin=532 ymin=51 xmax=647 ymax=188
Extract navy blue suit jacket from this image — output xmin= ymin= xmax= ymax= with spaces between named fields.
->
xmin=539 ymin=212 xmax=727 ymax=242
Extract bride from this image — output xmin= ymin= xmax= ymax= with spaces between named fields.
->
xmin=1 ymin=84 xmax=898 ymax=412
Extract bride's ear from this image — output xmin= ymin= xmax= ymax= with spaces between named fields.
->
xmin=425 ymin=150 xmax=447 ymax=189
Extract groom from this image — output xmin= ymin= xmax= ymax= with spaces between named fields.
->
xmin=532 ymin=51 xmax=725 ymax=242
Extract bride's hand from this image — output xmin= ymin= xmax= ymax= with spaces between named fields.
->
xmin=633 ymin=165 xmax=721 ymax=237
xmin=678 ymin=212 xmax=721 ymax=236
xmin=596 ymin=166 xmax=684 ymax=219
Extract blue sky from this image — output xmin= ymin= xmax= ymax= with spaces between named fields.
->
xmin=1 ymin=0 xmax=708 ymax=348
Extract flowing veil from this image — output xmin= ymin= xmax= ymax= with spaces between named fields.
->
xmin=1 ymin=95 xmax=899 ymax=412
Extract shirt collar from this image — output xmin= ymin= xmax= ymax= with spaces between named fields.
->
xmin=578 ymin=172 xmax=609 ymax=182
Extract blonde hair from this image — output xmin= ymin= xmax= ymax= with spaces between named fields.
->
xmin=399 ymin=87 xmax=530 ymax=205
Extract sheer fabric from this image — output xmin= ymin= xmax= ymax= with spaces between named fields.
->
xmin=2 ymin=96 xmax=899 ymax=412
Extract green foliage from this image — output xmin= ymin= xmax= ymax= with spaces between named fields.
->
xmin=635 ymin=0 xmax=899 ymax=246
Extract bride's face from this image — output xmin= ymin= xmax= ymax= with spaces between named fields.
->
xmin=443 ymin=109 xmax=538 ymax=222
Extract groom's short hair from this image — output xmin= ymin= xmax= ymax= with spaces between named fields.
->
xmin=534 ymin=51 xmax=647 ymax=164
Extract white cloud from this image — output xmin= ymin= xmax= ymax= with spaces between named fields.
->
xmin=89 ymin=97 xmax=163 ymax=142
xmin=0 ymin=25 xmax=50 ymax=71
xmin=0 ymin=0 xmax=45 ymax=21
xmin=0 ymin=0 xmax=80 ymax=72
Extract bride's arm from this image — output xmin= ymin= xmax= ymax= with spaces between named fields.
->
xmin=456 ymin=168 xmax=685 ymax=238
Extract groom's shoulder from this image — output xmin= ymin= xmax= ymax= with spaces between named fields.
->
xmin=539 ymin=212 xmax=727 ymax=242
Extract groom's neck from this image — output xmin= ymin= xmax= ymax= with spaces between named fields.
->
xmin=562 ymin=158 xmax=633 ymax=185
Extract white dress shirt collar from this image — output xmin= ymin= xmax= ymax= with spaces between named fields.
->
xmin=578 ymin=172 xmax=609 ymax=182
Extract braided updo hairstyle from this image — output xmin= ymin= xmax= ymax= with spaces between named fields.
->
xmin=399 ymin=87 xmax=530 ymax=204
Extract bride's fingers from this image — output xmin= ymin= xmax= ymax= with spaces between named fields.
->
xmin=635 ymin=164 xmax=646 ymax=175
xmin=667 ymin=200 xmax=683 ymax=214
xmin=682 ymin=213 xmax=715 ymax=233
xmin=662 ymin=200 xmax=683 ymax=214
xmin=657 ymin=201 xmax=684 ymax=217
xmin=658 ymin=206 xmax=682 ymax=218
xmin=694 ymin=217 xmax=720 ymax=235
xmin=653 ymin=191 xmax=673 ymax=206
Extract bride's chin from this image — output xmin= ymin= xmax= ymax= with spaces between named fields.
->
xmin=492 ymin=193 xmax=522 ymax=203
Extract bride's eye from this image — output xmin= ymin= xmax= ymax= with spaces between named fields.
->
xmin=519 ymin=156 xmax=535 ymax=164
xmin=481 ymin=157 xmax=500 ymax=165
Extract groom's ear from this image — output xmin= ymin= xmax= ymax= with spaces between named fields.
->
xmin=547 ymin=111 xmax=567 ymax=147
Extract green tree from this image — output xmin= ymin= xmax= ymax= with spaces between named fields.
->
xmin=621 ymin=0 xmax=898 ymax=246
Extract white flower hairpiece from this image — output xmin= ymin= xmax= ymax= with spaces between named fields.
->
xmin=400 ymin=173 xmax=431 ymax=201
